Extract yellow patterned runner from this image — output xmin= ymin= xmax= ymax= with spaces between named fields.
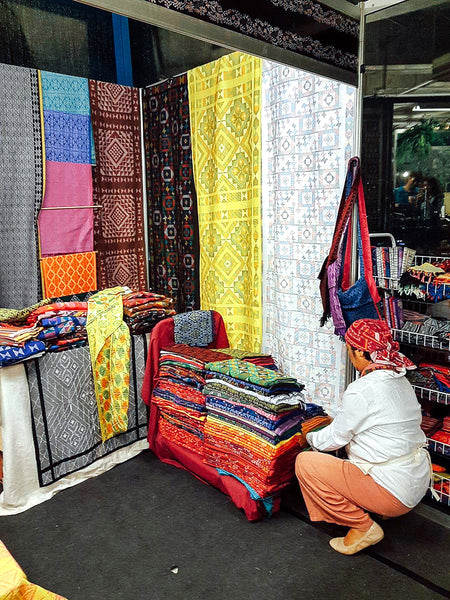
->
xmin=0 ymin=541 xmax=66 ymax=599
xmin=188 ymin=52 xmax=262 ymax=351
xmin=86 ymin=287 xmax=131 ymax=442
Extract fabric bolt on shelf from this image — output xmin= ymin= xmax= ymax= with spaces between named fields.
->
xmin=0 ymin=64 xmax=43 ymax=308
xmin=188 ymin=52 xmax=262 ymax=351
xmin=24 ymin=334 xmax=147 ymax=486
xmin=89 ymin=80 xmax=147 ymax=291
xmin=142 ymin=75 xmax=200 ymax=313
xmin=0 ymin=541 xmax=67 ymax=600
xmin=41 ymin=252 xmax=97 ymax=298
xmin=87 ymin=288 xmax=131 ymax=442
xmin=38 ymin=161 xmax=93 ymax=257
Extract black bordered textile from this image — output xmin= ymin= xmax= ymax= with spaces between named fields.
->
xmin=25 ymin=334 xmax=148 ymax=486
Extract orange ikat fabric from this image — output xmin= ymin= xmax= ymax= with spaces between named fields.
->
xmin=41 ymin=251 xmax=97 ymax=298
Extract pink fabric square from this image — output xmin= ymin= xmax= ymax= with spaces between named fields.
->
xmin=39 ymin=161 xmax=94 ymax=257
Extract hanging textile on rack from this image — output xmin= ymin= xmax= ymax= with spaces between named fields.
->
xmin=38 ymin=162 xmax=94 ymax=257
xmin=86 ymin=287 xmax=131 ymax=442
xmin=38 ymin=71 xmax=95 ymax=275
xmin=0 ymin=64 xmax=43 ymax=308
xmin=188 ymin=52 xmax=262 ymax=351
xmin=142 ymin=74 xmax=200 ymax=313
xmin=318 ymin=156 xmax=380 ymax=335
xmin=261 ymin=61 xmax=355 ymax=414
xmin=41 ymin=252 xmax=97 ymax=298
xmin=89 ymin=80 xmax=147 ymax=291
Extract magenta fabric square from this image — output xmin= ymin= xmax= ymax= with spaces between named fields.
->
xmin=39 ymin=161 xmax=94 ymax=257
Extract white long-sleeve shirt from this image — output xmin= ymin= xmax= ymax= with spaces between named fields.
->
xmin=306 ymin=369 xmax=431 ymax=508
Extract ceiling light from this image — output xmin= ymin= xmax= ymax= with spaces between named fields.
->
xmin=412 ymin=105 xmax=449 ymax=112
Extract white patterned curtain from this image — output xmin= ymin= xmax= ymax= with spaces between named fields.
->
xmin=261 ymin=61 xmax=356 ymax=415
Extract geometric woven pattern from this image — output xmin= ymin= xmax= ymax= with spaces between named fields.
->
xmin=0 ymin=64 xmax=43 ymax=308
xmin=188 ymin=53 xmax=262 ymax=351
xmin=25 ymin=335 xmax=147 ymax=486
xmin=87 ymin=288 xmax=131 ymax=442
xmin=43 ymin=111 xmax=91 ymax=164
xmin=142 ymin=74 xmax=200 ymax=313
xmin=261 ymin=61 xmax=355 ymax=415
xmin=41 ymin=251 xmax=97 ymax=298
xmin=89 ymin=81 xmax=147 ymax=291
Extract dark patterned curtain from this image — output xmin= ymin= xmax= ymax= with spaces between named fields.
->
xmin=142 ymin=0 xmax=358 ymax=73
xmin=142 ymin=75 xmax=200 ymax=313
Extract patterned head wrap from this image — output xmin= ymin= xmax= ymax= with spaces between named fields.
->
xmin=345 ymin=318 xmax=416 ymax=376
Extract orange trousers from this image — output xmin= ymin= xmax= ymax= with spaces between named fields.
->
xmin=295 ymin=451 xmax=410 ymax=531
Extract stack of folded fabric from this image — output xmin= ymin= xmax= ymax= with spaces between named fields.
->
xmin=152 ymin=345 xmax=232 ymax=454
xmin=0 ymin=301 xmax=51 ymax=367
xmin=29 ymin=301 xmax=89 ymax=351
xmin=421 ymin=415 xmax=443 ymax=437
xmin=0 ymin=322 xmax=43 ymax=346
xmin=429 ymin=416 xmax=450 ymax=455
xmin=209 ymin=348 xmax=278 ymax=370
xmin=202 ymin=359 xmax=330 ymax=498
xmin=122 ymin=291 xmax=176 ymax=334
xmin=0 ymin=340 xmax=46 ymax=367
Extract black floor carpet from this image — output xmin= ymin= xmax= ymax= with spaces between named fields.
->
xmin=1 ymin=450 xmax=449 ymax=600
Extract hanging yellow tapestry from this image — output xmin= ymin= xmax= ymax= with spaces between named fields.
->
xmin=0 ymin=540 xmax=67 ymax=599
xmin=188 ymin=52 xmax=262 ymax=351
xmin=86 ymin=287 xmax=131 ymax=442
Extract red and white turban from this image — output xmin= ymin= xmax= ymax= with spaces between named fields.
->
xmin=345 ymin=318 xmax=416 ymax=375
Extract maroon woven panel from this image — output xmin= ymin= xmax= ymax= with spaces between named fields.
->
xmin=89 ymin=81 xmax=147 ymax=290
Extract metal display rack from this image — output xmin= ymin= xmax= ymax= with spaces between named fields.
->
xmin=392 ymin=329 xmax=450 ymax=351
xmin=373 ymin=247 xmax=450 ymax=509
xmin=412 ymin=385 xmax=450 ymax=406
xmin=430 ymin=473 xmax=450 ymax=507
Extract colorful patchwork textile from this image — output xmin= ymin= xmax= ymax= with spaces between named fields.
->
xmin=0 ymin=64 xmax=43 ymax=308
xmin=89 ymin=80 xmax=147 ymax=290
xmin=188 ymin=52 xmax=262 ymax=351
xmin=173 ymin=310 xmax=214 ymax=347
xmin=261 ymin=61 xmax=355 ymax=414
xmin=142 ymin=75 xmax=200 ymax=312
xmin=0 ymin=541 xmax=67 ymax=599
xmin=25 ymin=335 xmax=147 ymax=485
xmin=87 ymin=287 xmax=131 ymax=442
xmin=38 ymin=161 xmax=94 ymax=257
xmin=41 ymin=252 xmax=97 ymax=298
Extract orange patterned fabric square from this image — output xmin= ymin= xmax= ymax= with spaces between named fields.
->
xmin=41 ymin=252 xmax=97 ymax=298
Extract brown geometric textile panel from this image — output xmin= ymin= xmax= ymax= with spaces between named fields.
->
xmin=89 ymin=80 xmax=148 ymax=291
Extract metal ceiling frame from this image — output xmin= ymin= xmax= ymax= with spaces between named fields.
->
xmin=73 ymin=0 xmax=357 ymax=85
